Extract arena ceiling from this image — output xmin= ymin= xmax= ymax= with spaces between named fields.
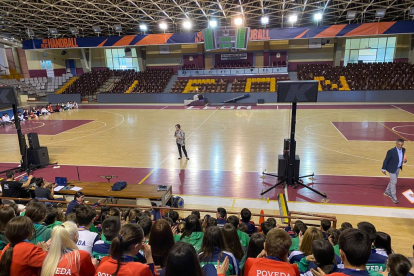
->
xmin=0 ymin=0 xmax=413 ymax=40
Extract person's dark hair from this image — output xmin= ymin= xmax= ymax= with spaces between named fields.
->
xmin=175 ymin=124 xmax=181 ymax=129
xmin=217 ymin=207 xmax=227 ymax=219
xmin=238 ymin=222 xmax=248 ymax=233
xmin=0 ymin=206 xmax=15 ymax=233
xmin=164 ymin=242 xmax=204 ymax=276
xmin=387 ymin=254 xmax=412 ymax=276
xmin=341 ymin=222 xmax=353 ymax=229
xmin=222 ymin=223 xmax=244 ymax=260
xmin=265 ymin=229 xmax=292 ymax=260
xmin=207 ymin=217 xmax=217 ymax=227
xmin=261 ymin=221 xmax=274 ymax=236
xmin=126 ymin=208 xmax=140 ymax=223
xmin=141 ymin=210 xmax=151 ymax=218
xmin=138 ymin=215 xmax=152 ymax=237
xmin=267 ymin=218 xmax=277 ymax=228
xmin=66 ymin=212 xmax=77 ymax=223
xmin=191 ymin=210 xmax=200 ymax=220
xmin=181 ymin=214 xmax=202 ymax=240
xmin=313 ymin=239 xmax=336 ymax=274
xmin=164 ymin=217 xmax=174 ymax=227
xmin=34 ymin=177 xmax=45 ymax=187
xmin=25 ymin=202 xmax=47 ymax=223
xmin=199 ymin=226 xmax=226 ymax=262
xmin=110 ymin=224 xmax=144 ymax=276
xmin=374 ymin=232 xmax=393 ymax=255
xmin=241 ymin=208 xmax=251 ymax=222
xmin=74 ymin=191 xmax=84 ymax=201
xmin=149 ymin=219 xmax=175 ymax=267
xmin=294 ymin=222 xmax=308 ymax=236
xmin=44 ymin=206 xmax=58 ymax=225
xmin=102 ymin=217 xmax=121 ymax=242
xmin=0 ymin=217 xmax=34 ymax=276
xmin=396 ymin=138 xmax=405 ymax=144
xmin=27 ymin=198 xmax=40 ymax=206
xmin=339 ymin=229 xmax=371 ymax=267
xmin=357 ymin=221 xmax=377 ymax=243
xmin=327 ymin=228 xmax=340 ymax=245
xmin=75 ymin=205 xmax=96 ymax=227
xmin=246 ymin=233 xmax=266 ymax=259
xmin=9 ymin=203 xmax=19 ymax=216
xmin=5 ymin=170 xmax=14 ymax=179
xmin=106 ymin=207 xmax=121 ymax=219
xmin=227 ymin=215 xmax=239 ymax=228
xmin=321 ymin=219 xmax=331 ymax=231
xmin=167 ymin=210 xmax=179 ymax=224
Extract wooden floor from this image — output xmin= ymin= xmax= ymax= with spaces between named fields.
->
xmin=1 ymin=103 xmax=414 ymax=255
xmin=1 ymin=104 xmax=413 ymax=177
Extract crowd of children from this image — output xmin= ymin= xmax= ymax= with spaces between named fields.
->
xmin=0 ymin=196 xmax=412 ymax=276
xmin=0 ymin=101 xmax=78 ymax=126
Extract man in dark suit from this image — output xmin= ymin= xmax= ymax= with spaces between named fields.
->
xmin=382 ymin=139 xmax=407 ymax=204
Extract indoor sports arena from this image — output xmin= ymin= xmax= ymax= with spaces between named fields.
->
xmin=0 ymin=1 xmax=414 ymax=275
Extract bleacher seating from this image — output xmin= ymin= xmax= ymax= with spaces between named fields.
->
xmin=63 ymin=69 xmax=111 ymax=97
xmin=20 ymin=74 xmax=73 ymax=94
xmin=297 ymin=62 xmax=414 ymax=91
xmin=170 ymin=79 xmax=228 ymax=93
xmin=131 ymin=68 xmax=173 ymax=93
xmin=0 ymin=78 xmax=44 ymax=97
xmin=103 ymin=68 xmax=173 ymax=94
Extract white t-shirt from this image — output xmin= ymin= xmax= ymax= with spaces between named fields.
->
xmin=2 ymin=116 xmax=11 ymax=122
xmin=77 ymin=229 xmax=99 ymax=255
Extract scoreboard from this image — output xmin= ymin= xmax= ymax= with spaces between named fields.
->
xmin=203 ymin=27 xmax=250 ymax=51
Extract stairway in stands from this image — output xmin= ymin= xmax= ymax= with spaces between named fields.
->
xmin=125 ymin=80 xmax=138 ymax=93
xmin=56 ymin=77 xmax=77 ymax=94
xmin=163 ymin=74 xmax=178 ymax=93
xmin=98 ymin=76 xmax=120 ymax=93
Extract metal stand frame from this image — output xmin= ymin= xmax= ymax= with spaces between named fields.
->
xmin=260 ymin=102 xmax=327 ymax=198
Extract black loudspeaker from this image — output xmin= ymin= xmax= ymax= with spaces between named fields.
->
xmin=28 ymin=133 xmax=40 ymax=149
xmin=0 ymin=87 xmax=19 ymax=105
xmin=278 ymin=154 xmax=300 ymax=181
xmin=28 ymin=147 xmax=49 ymax=167
xmin=258 ymin=99 xmax=265 ymax=104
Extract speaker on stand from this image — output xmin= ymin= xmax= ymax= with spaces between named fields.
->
xmin=27 ymin=133 xmax=50 ymax=168
xmin=28 ymin=133 xmax=40 ymax=149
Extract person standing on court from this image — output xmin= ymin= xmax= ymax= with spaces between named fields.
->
xmin=382 ymin=138 xmax=407 ymax=204
xmin=174 ymin=124 xmax=189 ymax=160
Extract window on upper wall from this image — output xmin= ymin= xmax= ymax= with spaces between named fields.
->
xmin=343 ymin=36 xmax=397 ymax=66
xmin=105 ymin=48 xmax=139 ymax=71
xmin=40 ymin=60 xmax=53 ymax=70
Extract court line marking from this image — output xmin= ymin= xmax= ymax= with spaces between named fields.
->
xmin=391 ymin=125 xmax=414 ymax=136
xmin=138 ymin=109 xmax=219 ymax=184
xmin=391 ymin=105 xmax=414 ymax=115
xmin=63 ymin=121 xmax=108 ymax=134
xmin=295 ymin=110 xmax=414 ymax=168
xmin=329 ymin=121 xmax=349 ymax=140
xmin=303 ymin=123 xmax=340 ymax=138
xmin=378 ymin=122 xmax=410 ymax=142
xmin=0 ymin=111 xmax=125 ymax=152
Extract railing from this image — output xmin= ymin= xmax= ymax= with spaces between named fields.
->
xmin=178 ymin=67 xmax=288 ymax=77
xmin=0 ymin=196 xmax=337 ymax=227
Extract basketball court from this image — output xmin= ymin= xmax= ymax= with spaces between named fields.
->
xmin=1 ymin=102 xmax=414 ymax=254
